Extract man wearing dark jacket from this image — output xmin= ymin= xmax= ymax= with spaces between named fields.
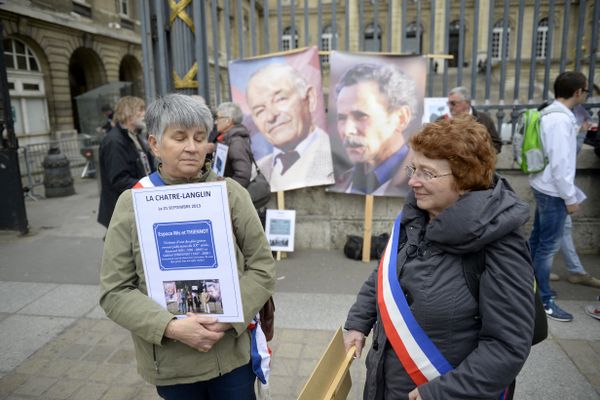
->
xmin=215 ymin=102 xmax=253 ymax=188
xmin=441 ymin=86 xmax=503 ymax=153
xmin=97 ymin=96 xmax=155 ymax=228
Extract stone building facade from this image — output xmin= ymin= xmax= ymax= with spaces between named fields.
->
xmin=1 ymin=0 xmax=143 ymax=145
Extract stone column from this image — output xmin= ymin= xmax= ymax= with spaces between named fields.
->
xmin=390 ymin=0 xmax=401 ymax=53
xmin=348 ymin=0 xmax=360 ymax=51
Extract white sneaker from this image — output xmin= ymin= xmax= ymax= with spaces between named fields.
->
xmin=550 ymin=273 xmax=560 ymax=281
xmin=584 ymin=304 xmax=600 ymax=321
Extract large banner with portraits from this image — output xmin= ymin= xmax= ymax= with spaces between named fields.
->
xmin=228 ymin=47 xmax=334 ymax=193
xmin=326 ymin=52 xmax=426 ymax=197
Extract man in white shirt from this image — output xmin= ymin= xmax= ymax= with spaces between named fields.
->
xmin=246 ymin=64 xmax=334 ymax=192
xmin=529 ymin=71 xmax=589 ymax=323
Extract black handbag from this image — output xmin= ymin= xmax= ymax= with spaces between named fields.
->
xmin=247 ymin=168 xmax=271 ymax=209
xmin=247 ymin=146 xmax=271 ymax=209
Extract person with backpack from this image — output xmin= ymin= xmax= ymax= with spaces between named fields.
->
xmin=528 ymin=71 xmax=589 ymax=323
xmin=343 ymin=116 xmax=535 ymax=400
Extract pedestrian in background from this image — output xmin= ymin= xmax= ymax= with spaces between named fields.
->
xmin=344 ymin=116 xmax=534 ymax=400
xmin=99 ymin=94 xmax=275 ymax=400
xmin=528 ymin=71 xmax=589 ymax=322
xmin=215 ymin=102 xmax=253 ymax=188
xmin=549 ymin=104 xmax=600 ymax=289
xmin=97 ymin=96 xmax=155 ymax=229
xmin=441 ymin=86 xmax=503 ymax=153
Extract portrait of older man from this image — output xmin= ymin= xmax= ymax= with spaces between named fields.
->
xmin=245 ymin=63 xmax=334 ymax=192
xmin=331 ymin=63 xmax=419 ymax=196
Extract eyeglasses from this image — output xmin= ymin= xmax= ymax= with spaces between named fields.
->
xmin=582 ymin=88 xmax=589 ymax=94
xmin=447 ymin=100 xmax=464 ymax=107
xmin=216 ymin=116 xmax=228 ymax=121
xmin=406 ymin=165 xmax=453 ymax=181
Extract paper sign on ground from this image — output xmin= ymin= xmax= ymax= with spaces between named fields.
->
xmin=213 ymin=142 xmax=229 ymax=177
xmin=265 ymin=209 xmax=295 ymax=252
xmin=131 ymin=181 xmax=244 ymax=322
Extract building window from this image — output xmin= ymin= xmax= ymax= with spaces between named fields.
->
xmin=282 ymin=27 xmax=298 ymax=51
xmin=320 ymin=25 xmax=337 ymax=64
xmin=536 ymin=18 xmax=549 ymax=59
xmin=491 ymin=19 xmax=510 ymax=60
xmin=405 ymin=21 xmax=424 ymax=54
xmin=119 ymin=0 xmax=130 ymax=17
xmin=3 ymin=38 xmax=50 ymax=136
xmin=364 ymin=23 xmax=382 ymax=52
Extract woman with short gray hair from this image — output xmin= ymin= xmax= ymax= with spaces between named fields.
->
xmin=100 ymin=93 xmax=275 ymax=400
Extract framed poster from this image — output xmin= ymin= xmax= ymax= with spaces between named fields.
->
xmin=265 ymin=209 xmax=296 ymax=252
xmin=326 ymin=52 xmax=426 ymax=197
xmin=131 ymin=181 xmax=244 ymax=322
xmin=228 ymin=47 xmax=334 ymax=192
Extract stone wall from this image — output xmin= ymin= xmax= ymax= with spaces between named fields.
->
xmin=273 ymin=144 xmax=600 ymax=254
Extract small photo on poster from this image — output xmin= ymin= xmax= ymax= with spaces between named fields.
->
xmin=213 ymin=143 xmax=229 ymax=177
xmin=265 ymin=209 xmax=296 ymax=252
xmin=163 ymin=279 xmax=223 ymax=316
xmin=423 ymin=98 xmax=449 ymax=124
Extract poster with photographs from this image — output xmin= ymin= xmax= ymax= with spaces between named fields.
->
xmin=213 ymin=142 xmax=229 ymax=177
xmin=228 ymin=47 xmax=334 ymax=192
xmin=423 ymin=98 xmax=449 ymax=124
xmin=132 ymin=181 xmax=244 ymax=322
xmin=326 ymin=51 xmax=426 ymax=197
xmin=265 ymin=209 xmax=296 ymax=252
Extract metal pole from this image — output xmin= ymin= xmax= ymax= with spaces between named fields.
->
xmin=457 ymin=0 xmax=466 ymax=86
xmin=194 ymin=0 xmax=210 ymax=101
xmin=139 ymin=0 xmax=156 ymax=103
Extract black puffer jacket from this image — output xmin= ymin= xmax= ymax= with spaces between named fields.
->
xmin=345 ymin=175 xmax=535 ymax=400
xmin=220 ymin=124 xmax=253 ymax=188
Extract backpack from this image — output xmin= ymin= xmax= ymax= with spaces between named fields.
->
xmin=343 ymin=233 xmax=391 ymax=260
xmin=512 ymin=103 xmax=568 ymax=174
xmin=462 ymin=250 xmax=548 ymax=346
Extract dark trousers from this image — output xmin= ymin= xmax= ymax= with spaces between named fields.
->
xmin=156 ymin=363 xmax=256 ymax=400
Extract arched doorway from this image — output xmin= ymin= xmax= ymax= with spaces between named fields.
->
xmin=119 ymin=55 xmax=144 ymax=98
xmin=69 ymin=47 xmax=106 ymax=133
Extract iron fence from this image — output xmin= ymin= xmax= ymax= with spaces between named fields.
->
xmin=18 ymin=136 xmax=93 ymax=199
xmin=140 ymin=0 xmax=600 ymax=136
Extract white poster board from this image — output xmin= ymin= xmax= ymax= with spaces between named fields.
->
xmin=265 ymin=209 xmax=296 ymax=252
xmin=131 ymin=181 xmax=244 ymax=322
xmin=213 ymin=143 xmax=229 ymax=177
xmin=422 ymin=97 xmax=449 ymax=125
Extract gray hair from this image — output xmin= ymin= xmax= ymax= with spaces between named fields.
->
xmin=217 ymin=102 xmax=243 ymax=124
xmin=145 ymin=93 xmax=213 ymax=142
xmin=448 ymin=86 xmax=471 ymax=103
xmin=335 ymin=63 xmax=417 ymax=121
xmin=247 ymin=63 xmax=308 ymax=97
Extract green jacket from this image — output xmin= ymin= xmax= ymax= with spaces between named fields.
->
xmin=99 ymin=167 xmax=275 ymax=386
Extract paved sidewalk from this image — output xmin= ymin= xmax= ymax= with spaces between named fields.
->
xmin=0 ymin=178 xmax=599 ymax=399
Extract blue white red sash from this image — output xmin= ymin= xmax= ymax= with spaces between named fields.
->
xmin=133 ymin=172 xmax=271 ymax=383
xmin=133 ymin=171 xmax=165 ymax=188
xmin=377 ymin=212 xmax=453 ymax=385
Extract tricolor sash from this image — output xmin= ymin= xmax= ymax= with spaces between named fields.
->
xmin=132 ymin=171 xmax=165 ymax=188
xmin=132 ymin=172 xmax=271 ymax=383
xmin=377 ymin=212 xmax=453 ymax=385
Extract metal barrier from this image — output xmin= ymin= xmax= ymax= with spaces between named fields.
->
xmin=18 ymin=136 xmax=92 ymax=200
